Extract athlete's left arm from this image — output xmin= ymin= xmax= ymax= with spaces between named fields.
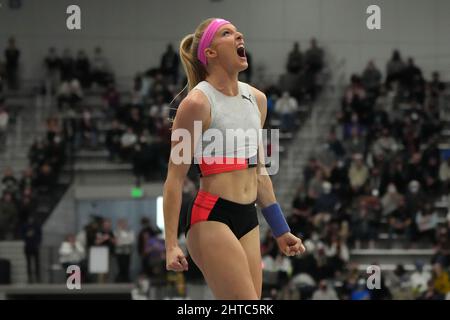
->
xmin=250 ymin=87 xmax=277 ymax=208
xmin=251 ymin=86 xmax=306 ymax=256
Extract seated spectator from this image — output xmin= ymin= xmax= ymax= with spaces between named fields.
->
xmin=325 ymin=130 xmax=345 ymax=160
xmin=2 ymin=167 xmax=18 ymax=194
xmin=28 ymin=139 xmax=47 ymax=168
xmin=351 ymin=199 xmax=377 ymax=249
xmin=432 ymin=262 xmax=450 ymax=296
xmin=148 ymin=94 xmax=168 ymax=134
xmin=120 ymin=127 xmax=138 ymax=161
xmin=343 ymin=127 xmax=365 ymax=159
xmin=343 ymin=76 xmax=366 ymax=120
xmin=404 ymin=180 xmax=426 ymax=217
xmin=371 ymin=129 xmax=399 ymax=161
xmin=275 ymin=91 xmax=298 ymax=132
xmin=415 ymin=202 xmax=438 ymax=245
xmin=381 ymin=183 xmax=403 ymax=216
xmin=79 ymin=108 xmax=99 ymax=149
xmin=313 ymin=181 xmax=338 ymax=228
xmin=102 ymin=82 xmax=121 ymax=118
xmin=127 ymin=107 xmax=145 ymax=135
xmin=417 ymin=279 xmax=445 ymax=300
xmin=324 ymin=234 xmax=349 ymax=274
xmin=388 ymin=197 xmax=413 ymax=247
xmin=343 ymin=113 xmax=365 ymax=140
xmin=131 ymin=73 xmax=151 ymax=106
xmin=105 ymin=120 xmax=124 ymax=161
xmin=311 ymin=279 xmax=339 ymax=300
xmin=292 ymin=185 xmax=314 ymax=216
xmin=303 ymin=157 xmax=320 ymax=189
xmin=308 ymin=168 xmax=325 ymax=201
xmin=19 ymin=167 xmax=35 ymax=191
xmin=328 ymin=160 xmax=350 ymax=202
xmin=410 ymin=261 xmax=431 ymax=296
xmin=367 ymin=167 xmax=383 ymax=195
xmin=57 ymin=78 xmax=83 ymax=110
xmin=262 ymin=252 xmax=293 ymax=289
xmin=350 ymin=278 xmax=371 ymax=300
xmin=370 ymin=98 xmax=390 ymax=132
xmin=348 ymin=153 xmax=369 ymax=195
xmin=381 ymin=158 xmax=408 ymax=194
xmin=432 ymin=226 xmax=450 ymax=268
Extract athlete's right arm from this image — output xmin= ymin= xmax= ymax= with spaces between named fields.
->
xmin=163 ymin=90 xmax=210 ymax=272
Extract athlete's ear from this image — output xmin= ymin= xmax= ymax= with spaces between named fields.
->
xmin=205 ymin=48 xmax=218 ymax=60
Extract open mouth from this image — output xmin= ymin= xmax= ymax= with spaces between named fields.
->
xmin=237 ymin=46 xmax=246 ymax=58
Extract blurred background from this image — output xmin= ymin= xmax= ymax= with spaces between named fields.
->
xmin=0 ymin=0 xmax=449 ymax=300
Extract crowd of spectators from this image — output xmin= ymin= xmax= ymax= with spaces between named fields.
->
xmin=260 ymin=49 xmax=450 ymax=299
xmin=2 ymin=34 xmax=449 ymax=299
xmin=58 ymin=215 xmax=166 ymax=285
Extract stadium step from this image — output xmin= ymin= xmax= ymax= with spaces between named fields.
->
xmin=0 ymin=241 xmax=28 ymax=284
xmin=350 ymin=248 xmax=435 ymax=266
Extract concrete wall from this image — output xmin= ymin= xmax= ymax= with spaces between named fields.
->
xmin=1 ymin=0 xmax=449 ymax=83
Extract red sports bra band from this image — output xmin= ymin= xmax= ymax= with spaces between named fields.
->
xmin=195 ymin=156 xmax=258 ymax=177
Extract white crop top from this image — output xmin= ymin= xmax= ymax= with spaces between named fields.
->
xmin=192 ymin=81 xmax=262 ymax=176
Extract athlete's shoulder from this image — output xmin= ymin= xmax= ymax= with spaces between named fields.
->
xmin=177 ymin=87 xmax=210 ymax=119
xmin=246 ymin=84 xmax=267 ymax=114
xmin=245 ymin=83 xmax=266 ymax=102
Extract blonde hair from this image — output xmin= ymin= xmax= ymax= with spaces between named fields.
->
xmin=179 ymin=18 xmax=215 ymax=91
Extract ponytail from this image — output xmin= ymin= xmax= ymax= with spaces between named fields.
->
xmin=180 ymin=34 xmax=207 ymax=91
xmin=179 ymin=18 xmax=215 ymax=91
xmin=168 ymin=18 xmax=215 ymax=127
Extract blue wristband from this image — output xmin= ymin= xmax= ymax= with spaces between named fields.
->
xmin=261 ymin=202 xmax=290 ymax=238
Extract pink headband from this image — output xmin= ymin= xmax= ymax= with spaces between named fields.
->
xmin=197 ymin=18 xmax=231 ymax=66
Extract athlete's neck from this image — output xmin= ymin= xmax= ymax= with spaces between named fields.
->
xmin=205 ymin=68 xmax=239 ymax=97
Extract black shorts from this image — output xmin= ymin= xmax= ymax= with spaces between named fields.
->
xmin=185 ymin=190 xmax=259 ymax=239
